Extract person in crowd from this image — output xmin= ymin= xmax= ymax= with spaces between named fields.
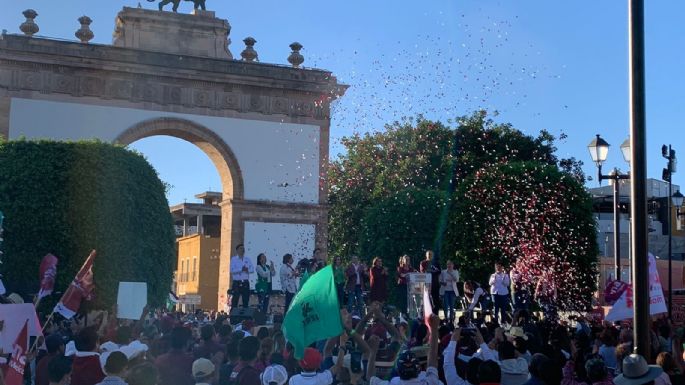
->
xmin=420 ymin=250 xmax=442 ymax=315
xmin=226 ymin=336 xmax=261 ymax=385
xmin=125 ymin=363 xmax=158 ymax=385
xmin=597 ymin=328 xmax=618 ymax=374
xmin=96 ymin=351 xmax=128 ymax=385
xmin=523 ymin=354 xmax=552 ymax=385
xmin=367 ymin=313 xmax=442 ymax=385
xmin=345 ymin=256 xmax=368 ymax=315
xmin=288 ymin=344 xmax=345 ymax=385
xmin=280 ymin=253 xmax=299 ymax=313
xmin=230 ymin=244 xmax=254 ymax=309
xmin=254 ymin=337 xmax=274 ymax=372
xmin=369 ymin=257 xmax=389 ymax=304
xmin=464 ymin=280 xmax=489 ymax=321
xmin=498 ymin=340 xmax=529 ymax=385
xmin=71 ymin=327 xmax=106 ymax=385
xmin=191 ymin=358 xmax=215 ymax=385
xmin=535 ymin=271 xmax=558 ymax=325
xmin=48 ymin=355 xmax=73 ymax=385
xmin=262 ymin=364 xmax=289 ymax=385
xmin=396 ymin=255 xmax=415 ymax=314
xmin=489 ymin=261 xmax=511 ymax=325
xmin=440 ymin=260 xmax=460 ymax=323
xmin=333 ymin=256 xmax=346 ymax=308
xmin=193 ymin=324 xmax=225 ymax=361
xmin=655 ymin=352 xmax=679 ymax=385
xmin=256 ymin=253 xmax=276 ymax=315
xmin=614 ymin=354 xmax=663 ymax=385
xmin=510 ymin=266 xmax=530 ymax=312
xmin=479 ymin=360 xmax=502 ymax=385
xmin=155 ymin=327 xmax=194 ymax=385
xmin=36 ymin=333 xmax=66 ymax=385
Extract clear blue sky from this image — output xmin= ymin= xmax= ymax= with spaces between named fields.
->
xmin=2 ymin=1 xmax=683 ymax=205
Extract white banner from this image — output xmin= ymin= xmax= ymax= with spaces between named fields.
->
xmin=606 ymin=253 xmax=668 ymax=322
xmin=0 ymin=304 xmax=43 ymax=353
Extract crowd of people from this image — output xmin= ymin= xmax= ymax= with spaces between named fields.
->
xmin=2 ymin=299 xmax=685 ymax=385
xmin=2 ymin=251 xmax=684 ymax=385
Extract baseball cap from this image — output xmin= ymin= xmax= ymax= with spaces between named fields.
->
xmin=192 ymin=358 xmax=215 ymax=378
xmin=261 ymin=364 xmax=288 ymax=385
xmin=299 ymin=348 xmax=323 ymax=371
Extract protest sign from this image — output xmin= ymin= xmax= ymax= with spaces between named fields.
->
xmin=117 ymin=282 xmax=147 ymax=320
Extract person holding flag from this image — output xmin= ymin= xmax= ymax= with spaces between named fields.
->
xmin=282 ymin=264 xmax=344 ymax=359
xmin=53 ymin=250 xmax=96 ymax=319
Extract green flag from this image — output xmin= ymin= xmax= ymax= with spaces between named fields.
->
xmin=282 ymin=265 xmax=343 ymax=359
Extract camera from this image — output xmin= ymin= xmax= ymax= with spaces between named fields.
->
xmin=345 ymin=339 xmax=363 ymax=373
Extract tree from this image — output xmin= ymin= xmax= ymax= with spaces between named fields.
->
xmin=0 ymin=140 xmax=175 ymax=310
xmin=328 ymin=111 xmax=571 ymax=259
xmin=443 ymin=161 xmax=598 ymax=311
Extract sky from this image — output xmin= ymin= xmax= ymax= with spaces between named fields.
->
xmin=1 ymin=1 xmax=683 ymax=205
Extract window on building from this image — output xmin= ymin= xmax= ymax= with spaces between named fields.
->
xmin=192 ymin=257 xmax=197 ymax=281
xmin=180 ymin=260 xmax=185 ymax=282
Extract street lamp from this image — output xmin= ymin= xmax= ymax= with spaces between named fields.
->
xmin=588 ymin=134 xmax=631 ymax=281
xmin=663 ymin=145 xmax=677 ymax=319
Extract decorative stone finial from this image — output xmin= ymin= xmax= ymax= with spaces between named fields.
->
xmin=240 ymin=37 xmax=258 ymax=62
xmin=20 ymin=9 xmax=39 ymax=37
xmin=287 ymin=42 xmax=304 ymax=68
xmin=75 ymin=16 xmax=94 ymax=43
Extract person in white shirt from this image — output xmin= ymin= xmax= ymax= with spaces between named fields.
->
xmin=440 ymin=261 xmax=460 ymax=323
xmin=288 ymin=345 xmax=344 ymax=385
xmin=464 ymin=280 xmax=488 ymax=322
xmin=279 ymin=253 xmax=299 ymax=312
xmin=489 ymin=262 xmax=511 ymax=324
xmin=230 ymin=244 xmax=254 ymax=309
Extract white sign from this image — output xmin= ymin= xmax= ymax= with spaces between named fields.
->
xmin=179 ymin=294 xmax=202 ymax=305
xmin=0 ymin=304 xmax=43 ymax=352
xmin=117 ymin=282 xmax=147 ymax=320
xmin=606 ymin=253 xmax=668 ymax=322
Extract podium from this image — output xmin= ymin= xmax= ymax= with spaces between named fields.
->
xmin=407 ymin=273 xmax=431 ymax=319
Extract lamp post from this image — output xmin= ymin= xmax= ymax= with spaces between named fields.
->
xmin=588 ymin=135 xmax=631 ymax=281
xmin=662 ymin=145 xmax=677 ymax=319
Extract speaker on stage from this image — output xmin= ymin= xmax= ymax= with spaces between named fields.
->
xmin=229 ymin=307 xmax=266 ymax=325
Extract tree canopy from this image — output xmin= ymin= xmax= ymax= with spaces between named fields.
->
xmin=0 ymin=140 xmax=175 ymax=310
xmin=328 ymin=110 xmax=596 ymax=309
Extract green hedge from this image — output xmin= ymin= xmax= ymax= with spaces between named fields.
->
xmin=0 ymin=140 xmax=175 ymax=311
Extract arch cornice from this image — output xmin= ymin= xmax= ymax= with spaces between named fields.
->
xmin=114 ymin=117 xmax=244 ymax=200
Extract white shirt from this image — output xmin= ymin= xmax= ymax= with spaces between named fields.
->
xmin=353 ymin=263 xmax=361 ymax=284
xmin=288 ymin=370 xmax=333 ymax=385
xmin=467 ymin=287 xmax=486 ymax=312
xmin=256 ymin=264 xmax=274 ymax=283
xmin=489 ymin=272 xmax=510 ymax=295
xmin=440 ymin=269 xmax=460 ymax=295
xmin=230 ymin=255 xmax=254 ymax=282
xmin=280 ymin=264 xmax=298 ymax=294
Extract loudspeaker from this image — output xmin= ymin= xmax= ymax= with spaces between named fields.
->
xmin=229 ymin=307 xmax=266 ymax=325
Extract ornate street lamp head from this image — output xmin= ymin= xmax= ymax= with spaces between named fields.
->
xmin=588 ymin=134 xmax=610 ymax=166
xmin=620 ymin=138 xmax=631 ymax=164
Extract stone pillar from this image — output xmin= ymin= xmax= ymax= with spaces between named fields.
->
xmin=198 ymin=214 xmax=203 ymax=235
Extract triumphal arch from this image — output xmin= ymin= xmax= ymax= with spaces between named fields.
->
xmin=0 ymin=7 xmax=346 ymax=309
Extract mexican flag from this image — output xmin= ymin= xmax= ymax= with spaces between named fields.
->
xmin=282 ymin=265 xmax=343 ymax=359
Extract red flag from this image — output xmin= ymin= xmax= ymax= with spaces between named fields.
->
xmin=5 ymin=320 xmax=28 ymax=385
xmin=38 ymin=254 xmax=58 ymax=299
xmin=53 ymin=250 xmax=96 ymax=319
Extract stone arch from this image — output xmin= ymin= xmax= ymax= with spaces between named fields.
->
xmin=114 ymin=117 xmax=244 ymax=200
